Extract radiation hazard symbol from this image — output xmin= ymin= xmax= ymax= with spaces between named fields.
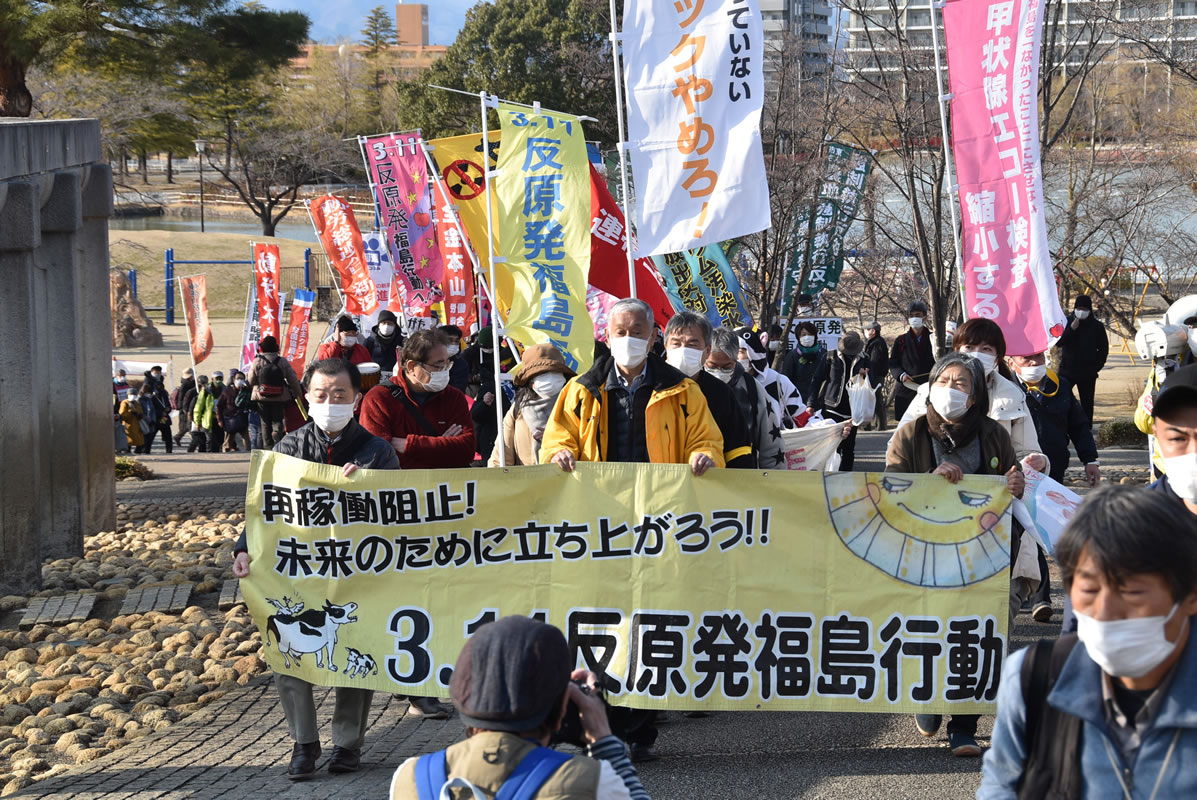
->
xmin=824 ymin=472 xmax=1013 ymax=588
xmin=443 ymin=160 xmax=485 ymax=200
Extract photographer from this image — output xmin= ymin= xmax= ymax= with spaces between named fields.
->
xmin=390 ymin=615 xmax=649 ymax=800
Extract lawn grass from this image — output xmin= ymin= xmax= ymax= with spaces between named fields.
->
xmin=109 ymin=230 xmax=316 ymax=319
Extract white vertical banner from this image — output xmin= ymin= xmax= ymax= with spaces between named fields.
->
xmin=622 ymin=0 xmax=770 ymax=257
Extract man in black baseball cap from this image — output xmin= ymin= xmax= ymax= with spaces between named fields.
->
xmin=388 ymin=616 xmax=650 ymax=800
xmin=1149 ymin=363 xmax=1197 ymax=515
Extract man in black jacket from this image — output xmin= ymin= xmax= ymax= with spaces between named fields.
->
xmin=889 ymin=301 xmax=935 ymax=420
xmin=1055 ymin=294 xmax=1108 ymax=423
xmin=663 ymin=311 xmax=754 ymax=468
xmin=864 ymin=321 xmax=889 ymax=430
xmin=231 ymin=358 xmax=447 ymax=781
xmin=364 ymin=309 xmax=403 ymax=373
xmin=1009 ymin=349 xmax=1100 ymax=623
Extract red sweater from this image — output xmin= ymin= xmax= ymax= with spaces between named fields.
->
xmin=315 ymin=341 xmax=373 ymax=365
xmin=358 ymin=372 xmax=477 ymax=468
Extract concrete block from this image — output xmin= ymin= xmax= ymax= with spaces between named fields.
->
xmin=40 ymin=169 xmax=82 ymax=233
xmin=0 ymin=181 xmax=40 ymax=252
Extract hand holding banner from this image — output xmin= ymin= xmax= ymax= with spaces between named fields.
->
xmin=310 ymin=195 xmax=379 ymax=316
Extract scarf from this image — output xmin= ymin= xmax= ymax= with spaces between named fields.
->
xmin=925 ymin=401 xmax=986 ymax=455
xmin=519 ymin=392 xmax=555 ymax=437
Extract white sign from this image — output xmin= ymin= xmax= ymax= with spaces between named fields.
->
xmin=622 ymin=0 xmax=771 ymax=257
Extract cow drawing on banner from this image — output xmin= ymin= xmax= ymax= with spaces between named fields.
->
xmin=265 ymin=597 xmax=359 ymax=671
xmin=345 ymin=647 xmax=379 ymax=678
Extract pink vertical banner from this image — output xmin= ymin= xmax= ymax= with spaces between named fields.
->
xmin=361 ymin=132 xmax=443 ymax=313
xmin=943 ymin=0 xmax=1065 ymax=355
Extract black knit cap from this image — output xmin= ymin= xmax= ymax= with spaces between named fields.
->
xmin=259 ymin=336 xmax=279 ymax=353
xmin=450 ymin=616 xmax=571 ymax=733
xmin=377 ymin=310 xmax=398 ymax=326
xmin=1074 ymin=295 xmax=1093 ymax=310
xmin=335 ymin=315 xmax=358 ymax=333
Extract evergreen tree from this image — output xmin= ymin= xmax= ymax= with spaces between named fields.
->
xmin=361 ymin=6 xmax=396 ymax=56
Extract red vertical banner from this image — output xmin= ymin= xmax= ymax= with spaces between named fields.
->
xmin=179 ymin=275 xmax=214 ymax=365
xmin=310 ymin=195 xmax=379 ymax=315
xmin=252 ymin=243 xmax=281 ymax=340
xmin=435 ymin=176 xmax=476 ymax=331
xmin=282 ymin=289 xmax=315 ymax=376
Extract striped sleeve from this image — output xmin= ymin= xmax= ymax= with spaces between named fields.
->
xmin=587 ymin=736 xmax=650 ymax=800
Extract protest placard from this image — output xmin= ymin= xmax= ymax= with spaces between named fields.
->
xmin=244 ymin=453 xmax=1013 ymax=714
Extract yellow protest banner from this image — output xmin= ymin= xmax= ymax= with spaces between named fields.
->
xmin=243 ymin=451 xmax=1015 ymax=714
xmin=491 ymin=104 xmax=593 ymax=373
xmin=426 ymin=131 xmax=513 ymax=309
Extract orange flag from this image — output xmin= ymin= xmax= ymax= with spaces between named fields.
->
xmin=179 ymin=275 xmax=214 ymax=365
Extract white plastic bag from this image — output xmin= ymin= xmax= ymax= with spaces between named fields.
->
xmin=847 ymin=375 xmax=876 ymax=425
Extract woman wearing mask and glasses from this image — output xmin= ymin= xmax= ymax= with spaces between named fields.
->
xmin=488 ymin=344 xmax=576 ymax=467
xmin=359 ymin=329 xmax=477 ymax=469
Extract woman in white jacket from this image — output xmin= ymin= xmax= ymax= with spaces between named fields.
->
xmin=887 ymin=318 xmax=1049 ymax=473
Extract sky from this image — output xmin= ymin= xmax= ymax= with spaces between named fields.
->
xmin=256 ymin=0 xmax=476 ymax=46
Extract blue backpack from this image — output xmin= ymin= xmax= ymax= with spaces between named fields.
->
xmin=414 ymin=746 xmax=571 ymax=800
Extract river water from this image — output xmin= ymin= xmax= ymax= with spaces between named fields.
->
xmin=110 ymin=216 xmax=319 ymax=243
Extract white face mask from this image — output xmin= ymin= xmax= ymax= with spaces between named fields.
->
xmin=306 ymin=400 xmax=355 ymax=433
xmin=706 ymin=366 xmax=735 ymax=384
xmin=421 ymin=368 xmax=450 ymax=393
xmin=963 ymin=350 xmax=997 ymax=375
xmin=1074 ymin=309 xmax=1090 ymax=320
xmin=340 ymin=334 xmax=358 ymax=347
xmin=929 ymin=384 xmax=970 ymax=420
xmin=1076 ymin=603 xmax=1184 ymax=678
xmin=1164 ymin=452 xmax=1197 ymax=503
xmin=909 ymin=317 xmax=925 ymax=330
xmin=799 ymin=335 xmax=816 ymax=348
xmin=530 ymin=372 xmax=567 ymax=398
xmin=798 ymin=306 xmax=813 ymax=315
xmin=665 ymin=346 xmax=705 ymax=377
xmin=737 ymin=356 xmax=755 ymax=374
xmin=378 ymin=323 xmax=396 ymax=336
xmin=446 ymin=344 xmax=460 ymax=357
xmin=1018 ymin=364 xmax=1047 ymax=384
xmin=609 ymin=335 xmax=650 ymax=369
xmin=768 ymin=341 xmax=780 ymax=352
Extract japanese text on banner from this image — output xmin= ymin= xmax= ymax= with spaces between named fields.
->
xmin=652 ymin=245 xmax=750 ymax=329
xmin=622 ymin=0 xmax=771 ymax=256
xmin=283 ymin=289 xmax=315 ymax=377
xmin=436 ymin=175 xmax=477 ymax=331
xmin=243 ymin=454 xmax=1012 ymax=714
xmin=253 ymin=243 xmax=282 ymax=341
xmin=494 ymin=103 xmax=593 ymax=373
xmin=943 ymin=0 xmax=1065 ymax=353
xmin=179 ymin=275 xmax=214 ymax=365
xmin=310 ymin=195 xmax=379 ymax=316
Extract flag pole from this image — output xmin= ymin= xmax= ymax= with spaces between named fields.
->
xmin=608 ymin=0 xmax=637 ymax=298
xmin=179 ymin=276 xmax=198 ymax=376
xmin=480 ymin=91 xmax=508 ymax=467
xmin=928 ymin=0 xmax=968 ymax=321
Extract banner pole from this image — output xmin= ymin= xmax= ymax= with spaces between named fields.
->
xmin=928 ymin=0 xmax=968 ymax=322
xmin=480 ymin=91 xmax=508 ymax=467
xmin=607 ymin=0 xmax=637 ymax=298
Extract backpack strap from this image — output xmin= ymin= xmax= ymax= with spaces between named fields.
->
xmin=414 ymin=750 xmax=448 ymax=800
xmin=1017 ymin=634 xmax=1082 ymax=799
xmin=494 ymin=747 xmax=572 ymax=800
xmin=389 ymin=380 xmax=440 ymax=436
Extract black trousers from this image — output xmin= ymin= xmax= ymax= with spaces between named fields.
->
xmin=1067 ymin=371 xmax=1097 ymax=424
xmin=893 ymin=385 xmax=917 ymax=421
xmin=836 ymin=424 xmax=858 ymax=472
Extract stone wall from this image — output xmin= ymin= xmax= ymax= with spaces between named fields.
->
xmin=0 ymin=118 xmax=116 ymax=595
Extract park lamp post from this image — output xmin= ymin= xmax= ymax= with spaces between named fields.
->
xmin=193 ymin=139 xmax=208 ymax=233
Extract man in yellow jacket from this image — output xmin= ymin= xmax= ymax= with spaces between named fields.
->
xmin=541 ymin=297 xmax=724 ymax=476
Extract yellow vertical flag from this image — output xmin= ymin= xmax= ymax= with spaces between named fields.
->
xmin=426 ymin=131 xmax=514 ymax=310
xmin=493 ymin=103 xmax=593 ymax=373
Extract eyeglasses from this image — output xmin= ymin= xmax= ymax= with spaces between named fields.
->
xmin=419 ymin=362 xmax=449 ymax=373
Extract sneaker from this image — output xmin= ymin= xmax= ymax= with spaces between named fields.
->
xmin=915 ymin=714 xmax=942 ymax=738
xmin=629 ymin=743 xmax=659 ymax=763
xmin=406 ymin=696 xmax=450 ymax=719
xmin=1032 ymin=602 xmax=1053 ymax=623
xmin=948 ymin=731 xmax=982 ymax=757
xmin=287 ymin=741 xmax=321 ymax=781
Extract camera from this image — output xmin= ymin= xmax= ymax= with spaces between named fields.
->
xmin=553 ymin=678 xmax=605 ymax=748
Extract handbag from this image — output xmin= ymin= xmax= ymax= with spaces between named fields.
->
xmin=847 ymin=375 xmax=876 ymax=425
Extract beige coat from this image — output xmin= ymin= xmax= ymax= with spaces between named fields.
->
xmin=488 ymin=406 xmax=540 ymax=467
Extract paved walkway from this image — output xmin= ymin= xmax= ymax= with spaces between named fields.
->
xmin=11 ymin=683 xmax=462 ymax=799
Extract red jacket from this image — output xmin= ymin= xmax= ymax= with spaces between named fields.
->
xmin=315 ymin=341 xmax=373 ymax=365
xmin=359 ymin=372 xmax=477 ymax=468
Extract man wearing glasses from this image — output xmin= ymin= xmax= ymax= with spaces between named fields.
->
xmin=360 ymin=329 xmax=477 ymax=469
